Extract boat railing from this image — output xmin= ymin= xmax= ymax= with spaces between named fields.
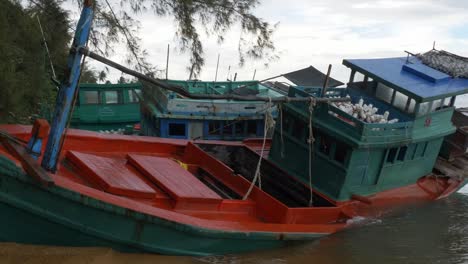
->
xmin=324 ymin=105 xmax=414 ymax=142
xmin=287 ymin=86 xmax=414 ymax=143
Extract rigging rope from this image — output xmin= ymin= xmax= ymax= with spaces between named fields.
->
xmin=242 ymin=97 xmax=275 ymax=200
xmin=308 ymin=97 xmax=316 ymax=206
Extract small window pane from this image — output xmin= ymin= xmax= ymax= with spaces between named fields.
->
xmin=291 ymin=119 xmax=305 ymax=141
xmin=393 ymin=91 xmax=408 ymax=111
xmin=128 ymin=89 xmax=140 ymax=103
xmin=407 ymin=99 xmax=416 ymax=114
xmin=104 ymin=91 xmax=119 ymax=104
xmin=334 ymin=141 xmax=348 ymax=164
xmin=247 ymin=120 xmax=257 ymax=136
xmin=223 ymin=121 xmax=235 ymax=136
xmin=397 ymin=146 xmax=407 ymax=161
xmin=208 ymin=121 xmax=221 ymax=135
xmin=417 ymin=102 xmax=430 ymax=116
xmin=354 ymin=72 xmax=365 ymax=82
xmin=168 ymin=123 xmax=186 ymax=136
xmin=387 ymin=148 xmax=398 ymax=163
xmin=83 ymin=91 xmax=99 ymax=104
xmin=234 ymin=122 xmax=243 ymax=136
xmin=319 ymin=134 xmax=331 ymax=156
xmin=431 ymin=99 xmax=442 ymax=112
xmin=376 ymin=83 xmax=393 ymax=103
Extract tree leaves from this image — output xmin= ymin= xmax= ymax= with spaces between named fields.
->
xmin=89 ymin=0 xmax=277 ymax=78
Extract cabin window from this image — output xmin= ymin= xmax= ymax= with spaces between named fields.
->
xmin=291 ymin=119 xmax=305 ymax=142
xmin=128 ymin=89 xmax=141 ymax=103
xmin=334 ymin=141 xmax=348 ymax=164
xmin=386 ymin=147 xmax=398 ymax=163
xmin=246 ymin=120 xmax=257 ymax=136
xmin=207 ymin=121 xmax=221 ymax=135
xmin=415 ymin=142 xmax=428 ymax=158
xmin=431 ymin=99 xmax=442 ymax=112
xmin=104 ymin=91 xmax=122 ymax=104
xmin=354 ymin=72 xmax=366 ymax=82
xmin=83 ymin=91 xmax=100 ymax=104
xmin=376 ymin=83 xmax=393 ymax=104
xmin=417 ymin=102 xmax=430 ymax=116
xmin=393 ymin=91 xmax=408 ymax=111
xmin=234 ymin=122 xmax=243 ymax=136
xmin=397 ymin=146 xmax=407 ymax=161
xmin=319 ymin=134 xmax=331 ymax=156
xmin=407 ymin=143 xmax=417 ymax=160
xmin=406 ymin=99 xmax=416 ymax=114
xmin=223 ymin=121 xmax=235 ymax=136
xmin=168 ymin=123 xmax=186 ymax=137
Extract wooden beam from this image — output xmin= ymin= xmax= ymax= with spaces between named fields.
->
xmin=1 ymin=139 xmax=54 ymax=187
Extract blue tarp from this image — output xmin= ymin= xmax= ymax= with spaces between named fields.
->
xmin=343 ymin=56 xmax=468 ymax=102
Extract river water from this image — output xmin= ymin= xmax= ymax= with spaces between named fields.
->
xmin=1 ymin=188 xmax=467 ymax=264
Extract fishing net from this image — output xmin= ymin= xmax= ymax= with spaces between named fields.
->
xmin=417 ymin=50 xmax=468 ymax=78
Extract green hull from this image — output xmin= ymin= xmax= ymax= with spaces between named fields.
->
xmin=0 ymin=157 xmax=321 ymax=256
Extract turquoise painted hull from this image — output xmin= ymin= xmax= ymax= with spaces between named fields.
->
xmin=0 ymin=162 xmax=322 ymax=256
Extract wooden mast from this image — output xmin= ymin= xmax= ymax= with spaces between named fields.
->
xmin=41 ymin=0 xmax=94 ymax=172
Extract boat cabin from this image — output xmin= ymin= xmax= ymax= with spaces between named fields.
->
xmin=71 ymin=82 xmax=142 ymax=131
xmin=269 ymin=51 xmax=468 ymax=202
xmin=140 ymin=80 xmax=284 ymax=140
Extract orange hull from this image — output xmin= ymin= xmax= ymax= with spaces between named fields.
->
xmin=0 ymin=125 xmax=464 ymax=237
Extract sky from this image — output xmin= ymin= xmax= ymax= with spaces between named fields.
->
xmin=79 ymin=0 xmax=468 ymax=83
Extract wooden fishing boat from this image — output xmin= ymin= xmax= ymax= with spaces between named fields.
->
xmin=0 ymin=0 xmax=468 ymax=256
xmin=140 ymin=79 xmax=284 ymax=140
xmin=70 ymin=82 xmax=142 ymax=132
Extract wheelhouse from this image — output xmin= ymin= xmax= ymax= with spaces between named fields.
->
xmin=269 ymin=52 xmax=468 ymax=202
xmin=71 ymin=82 xmax=142 ymax=131
xmin=140 ymin=80 xmax=284 ymax=140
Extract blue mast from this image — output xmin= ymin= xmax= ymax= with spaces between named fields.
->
xmin=41 ymin=0 xmax=94 ymax=172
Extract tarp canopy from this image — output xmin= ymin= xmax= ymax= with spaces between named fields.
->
xmin=282 ymin=66 xmax=344 ymax=87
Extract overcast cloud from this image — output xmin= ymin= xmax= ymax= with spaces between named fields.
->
xmin=83 ymin=0 xmax=468 ymax=83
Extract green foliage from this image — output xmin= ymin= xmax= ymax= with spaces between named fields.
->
xmin=0 ymin=0 xmax=53 ymax=124
xmin=89 ymin=0 xmax=277 ymax=77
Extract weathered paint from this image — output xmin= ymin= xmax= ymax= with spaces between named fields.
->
xmin=0 ymin=125 xmax=465 ymax=255
xmin=70 ymin=83 xmax=142 ymax=131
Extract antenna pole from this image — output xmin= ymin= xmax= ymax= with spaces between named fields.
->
xmin=214 ymin=54 xmax=220 ymax=81
xmin=165 ymin=44 xmax=170 ymax=79
xmin=321 ymin=64 xmax=332 ymax=97
xmin=252 ymin=69 xmax=257 ymax=80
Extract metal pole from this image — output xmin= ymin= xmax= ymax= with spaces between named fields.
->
xmin=42 ymin=0 xmax=94 ymax=172
xmin=252 ymin=69 xmax=257 ymax=80
xmin=321 ymin=64 xmax=332 ymax=97
xmin=214 ymin=54 xmax=220 ymax=81
xmin=165 ymin=43 xmax=170 ymax=79
xmin=226 ymin=65 xmax=231 ymax=81
xmin=79 ymin=47 xmax=351 ymax=103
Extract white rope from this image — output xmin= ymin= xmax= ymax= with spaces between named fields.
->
xmin=308 ymin=97 xmax=316 ymax=206
xmin=243 ymin=97 xmax=274 ymax=200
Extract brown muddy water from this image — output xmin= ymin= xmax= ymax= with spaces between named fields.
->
xmin=1 ymin=190 xmax=467 ymax=264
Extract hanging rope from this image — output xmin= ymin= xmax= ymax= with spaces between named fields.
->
xmin=243 ymin=97 xmax=275 ymax=200
xmin=308 ymin=97 xmax=316 ymax=207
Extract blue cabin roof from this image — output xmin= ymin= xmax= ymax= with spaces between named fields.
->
xmin=343 ymin=56 xmax=468 ymax=102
